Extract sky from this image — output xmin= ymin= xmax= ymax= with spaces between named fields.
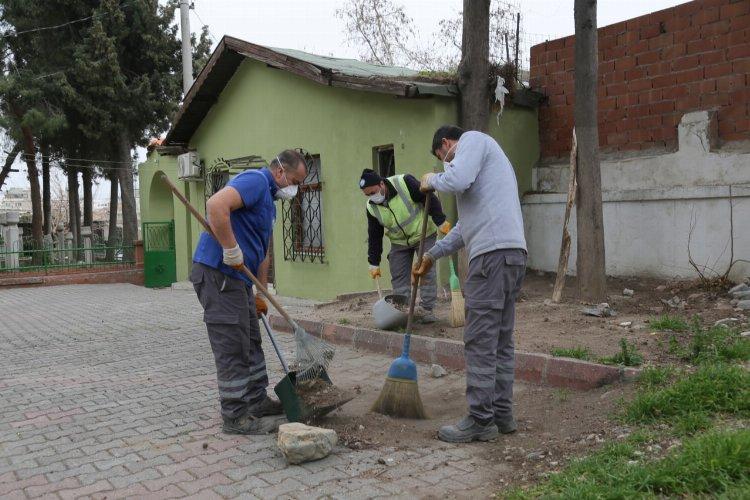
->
xmin=3 ymin=0 xmax=687 ymax=201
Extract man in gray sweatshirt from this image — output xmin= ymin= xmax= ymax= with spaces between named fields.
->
xmin=413 ymin=125 xmax=527 ymax=443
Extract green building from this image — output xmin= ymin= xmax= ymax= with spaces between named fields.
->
xmin=138 ymin=36 xmax=539 ymax=300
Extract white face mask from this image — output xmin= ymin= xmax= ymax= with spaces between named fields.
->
xmin=442 ymin=142 xmax=457 ymax=170
xmin=274 ymin=156 xmax=299 ymax=200
xmin=275 ymin=184 xmax=298 ymax=200
xmin=368 ymin=191 xmax=385 ymax=204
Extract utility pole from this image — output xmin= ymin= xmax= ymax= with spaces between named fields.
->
xmin=180 ymin=0 xmax=193 ymax=95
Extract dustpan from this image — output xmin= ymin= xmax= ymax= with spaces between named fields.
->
xmin=274 ymin=370 xmax=352 ymax=423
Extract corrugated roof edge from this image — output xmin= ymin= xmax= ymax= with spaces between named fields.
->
xmin=164 ymin=36 xmax=457 ymax=145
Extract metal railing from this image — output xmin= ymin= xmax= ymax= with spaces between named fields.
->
xmin=0 ymin=243 xmax=135 ymax=275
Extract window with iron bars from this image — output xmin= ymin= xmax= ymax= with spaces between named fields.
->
xmin=281 ymin=153 xmax=324 ymax=263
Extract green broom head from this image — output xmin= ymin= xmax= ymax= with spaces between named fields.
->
xmin=449 ymin=260 xmax=460 ymax=292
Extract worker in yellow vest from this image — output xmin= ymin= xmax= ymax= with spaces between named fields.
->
xmin=359 ymin=168 xmax=451 ymax=323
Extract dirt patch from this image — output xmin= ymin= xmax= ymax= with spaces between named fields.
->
xmin=314 ymin=361 xmax=636 ymax=490
xmin=296 ymin=378 xmax=354 ymax=409
xmin=309 ymin=273 xmax=747 ymax=364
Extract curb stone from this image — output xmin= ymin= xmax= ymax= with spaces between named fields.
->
xmin=268 ymin=315 xmax=641 ymax=390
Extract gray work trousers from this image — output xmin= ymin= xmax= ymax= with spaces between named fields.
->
xmin=388 ymin=233 xmax=437 ymax=311
xmin=463 ymin=249 xmax=526 ymax=424
xmin=190 ymin=263 xmax=268 ymax=419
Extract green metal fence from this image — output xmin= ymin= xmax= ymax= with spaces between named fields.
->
xmin=0 ymin=243 xmax=135 ymax=275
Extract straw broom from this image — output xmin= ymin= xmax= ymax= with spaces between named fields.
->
xmin=370 ymin=196 xmax=432 ymax=419
xmin=448 ymin=259 xmax=465 ymax=327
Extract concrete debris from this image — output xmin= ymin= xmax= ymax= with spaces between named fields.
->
xmin=656 ymin=285 xmax=667 ymax=292
xmin=622 ymin=288 xmax=635 ymax=297
xmin=732 ymin=290 xmax=750 ymax=300
xmin=661 ymin=296 xmax=686 ymax=309
xmin=738 ymin=300 xmax=750 ymax=311
xmin=728 ymin=283 xmax=749 ymax=295
xmin=582 ymin=303 xmax=616 ymax=317
xmin=741 ymin=331 xmax=750 ymax=338
xmin=619 ymin=321 xmax=633 ymax=327
xmin=714 ymin=317 xmax=739 ymax=327
xmin=377 ymin=457 xmax=396 ymax=466
xmin=526 ymin=451 xmax=544 ymax=461
xmin=277 ymin=423 xmax=337 ymax=465
xmin=429 ymin=364 xmax=448 ymax=378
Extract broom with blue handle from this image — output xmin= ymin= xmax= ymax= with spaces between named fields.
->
xmin=370 ymin=194 xmax=431 ymax=419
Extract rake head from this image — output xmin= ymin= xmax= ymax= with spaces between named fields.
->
xmin=293 ymin=323 xmax=335 ymax=381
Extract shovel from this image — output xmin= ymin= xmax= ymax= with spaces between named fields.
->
xmin=260 ymin=314 xmax=352 ymax=422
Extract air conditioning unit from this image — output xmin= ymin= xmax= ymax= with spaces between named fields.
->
xmin=177 ymin=151 xmax=202 ymax=180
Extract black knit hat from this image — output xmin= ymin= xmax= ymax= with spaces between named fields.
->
xmin=359 ymin=168 xmax=382 ymax=189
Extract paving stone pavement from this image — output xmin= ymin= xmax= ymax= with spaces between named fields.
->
xmin=1 ymin=284 xmax=509 ymax=499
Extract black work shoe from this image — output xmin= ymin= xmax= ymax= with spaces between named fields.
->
xmin=495 ymin=415 xmax=518 ymax=434
xmin=248 ymin=396 xmax=284 ymax=417
xmin=437 ymin=415 xmax=499 ymax=443
xmin=222 ymin=414 xmax=284 ymax=435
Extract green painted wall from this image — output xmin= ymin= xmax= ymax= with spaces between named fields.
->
xmin=139 ymin=57 xmax=539 ymax=300
xmin=138 ymin=152 xmax=205 ymax=282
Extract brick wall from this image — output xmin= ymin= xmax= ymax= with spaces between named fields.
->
xmin=530 ymin=0 xmax=750 ymax=160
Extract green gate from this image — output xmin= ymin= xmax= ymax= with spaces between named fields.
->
xmin=143 ymin=221 xmax=176 ymax=288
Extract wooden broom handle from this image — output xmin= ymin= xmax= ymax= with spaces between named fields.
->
xmin=406 ymin=194 xmax=432 ymax=332
xmin=160 ymin=173 xmax=294 ymax=326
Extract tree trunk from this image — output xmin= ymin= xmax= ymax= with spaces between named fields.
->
xmin=67 ymin=167 xmax=81 ymax=255
xmin=41 ymin=144 xmax=51 ymax=235
xmin=455 ymin=0 xmax=491 ymax=288
xmin=19 ymin=126 xmax=43 ymax=253
xmin=0 ymin=142 xmax=21 ymax=191
xmin=574 ymin=0 xmax=606 ymax=302
xmin=116 ymin=131 xmax=137 ymax=261
xmin=107 ymin=174 xmax=119 ymax=260
xmin=458 ymin=0 xmax=491 ymax=132
xmin=82 ymin=167 xmax=93 ymax=227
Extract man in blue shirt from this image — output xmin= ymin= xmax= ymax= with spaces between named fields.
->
xmin=191 ymin=149 xmax=307 ymax=435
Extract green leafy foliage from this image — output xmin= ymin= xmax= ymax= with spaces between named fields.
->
xmin=506 ymin=429 xmax=750 ymax=499
xmin=599 ymin=338 xmax=643 ymax=367
xmin=624 ymin=363 xmax=750 ymax=428
xmin=649 ymin=314 xmax=689 ymax=332
xmin=550 ymin=346 xmax=591 ymax=360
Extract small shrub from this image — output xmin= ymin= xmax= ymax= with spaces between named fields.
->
xmin=550 ymin=346 xmax=591 ymax=360
xmin=338 ymin=318 xmax=350 ymax=325
xmin=600 ymin=338 xmax=644 ymax=367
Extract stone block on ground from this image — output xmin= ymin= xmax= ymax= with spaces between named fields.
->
xmin=738 ymin=300 xmax=750 ymax=311
xmin=277 ymin=423 xmax=337 ymax=465
xmin=728 ymin=283 xmax=749 ymax=295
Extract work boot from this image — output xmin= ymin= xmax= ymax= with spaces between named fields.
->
xmin=495 ymin=415 xmax=518 ymax=434
xmin=416 ymin=307 xmax=438 ymax=324
xmin=222 ymin=413 xmax=285 ymax=435
xmin=437 ymin=415 xmax=499 ymax=443
xmin=248 ymin=395 xmax=284 ymax=417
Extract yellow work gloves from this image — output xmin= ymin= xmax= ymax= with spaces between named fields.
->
xmin=255 ymin=295 xmax=268 ymax=316
xmin=411 ymin=253 xmax=434 ymax=282
xmin=369 ymin=265 xmax=381 ymax=279
xmin=420 ymin=172 xmax=435 ymax=192
xmin=439 ymin=221 xmax=452 ymax=235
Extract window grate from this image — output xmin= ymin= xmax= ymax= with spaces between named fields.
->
xmin=281 ymin=151 xmax=325 ymax=263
